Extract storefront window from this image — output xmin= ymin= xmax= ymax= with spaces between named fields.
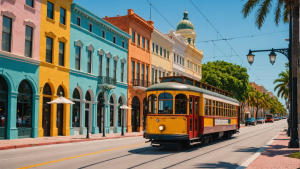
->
xmin=110 ymin=96 xmax=114 ymax=127
xmin=16 ymin=80 xmax=32 ymax=128
xmin=0 ymin=76 xmax=8 ymax=131
xmin=118 ymin=97 xmax=123 ymax=127
xmin=72 ymin=89 xmax=80 ymax=127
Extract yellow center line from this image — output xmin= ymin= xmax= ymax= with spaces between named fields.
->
xmin=17 ymin=143 xmax=147 ymax=169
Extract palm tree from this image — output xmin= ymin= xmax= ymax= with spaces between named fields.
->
xmin=273 ymin=70 xmax=289 ymax=100
xmin=248 ymin=90 xmax=269 ymax=119
xmin=242 ymin=0 xmax=290 ymax=29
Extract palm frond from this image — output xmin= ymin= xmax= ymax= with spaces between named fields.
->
xmin=274 ymin=0 xmax=284 ymax=25
xmin=242 ymin=0 xmax=263 ymax=18
xmin=255 ymin=0 xmax=272 ymax=29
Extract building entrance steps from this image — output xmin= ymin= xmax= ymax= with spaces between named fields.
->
xmin=0 ymin=132 xmax=143 ymax=151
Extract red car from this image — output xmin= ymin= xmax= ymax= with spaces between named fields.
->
xmin=265 ymin=114 xmax=274 ymax=123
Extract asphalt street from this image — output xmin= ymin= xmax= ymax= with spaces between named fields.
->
xmin=0 ymin=120 xmax=287 ymax=169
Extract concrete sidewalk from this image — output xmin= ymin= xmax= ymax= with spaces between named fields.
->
xmin=0 ymin=132 xmax=143 ymax=151
xmin=247 ymin=131 xmax=299 ymax=169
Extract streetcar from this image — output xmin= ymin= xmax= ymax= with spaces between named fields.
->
xmin=144 ymin=76 xmax=240 ymax=148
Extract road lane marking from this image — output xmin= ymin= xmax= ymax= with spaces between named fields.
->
xmin=17 ymin=143 xmax=147 ymax=169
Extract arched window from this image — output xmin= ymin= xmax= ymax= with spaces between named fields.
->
xmin=17 ymin=80 xmax=32 ymax=130
xmin=188 ymin=38 xmax=191 ymax=44
xmin=72 ymin=88 xmax=80 ymax=99
xmin=118 ymin=97 xmax=123 ymax=127
xmin=85 ymin=91 xmax=91 ymax=101
xmin=0 ymin=76 xmax=7 ymax=93
xmin=72 ymin=88 xmax=80 ymax=127
xmin=175 ymin=94 xmax=187 ymax=114
xmin=43 ymin=83 xmax=51 ymax=95
xmin=57 ymin=86 xmax=64 ymax=97
xmin=148 ymin=94 xmax=157 ymax=114
xmin=97 ymin=92 xmax=104 ymax=131
xmin=109 ymin=96 xmax=114 ymax=127
xmin=158 ymin=93 xmax=173 ymax=114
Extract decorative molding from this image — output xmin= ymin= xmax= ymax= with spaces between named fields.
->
xmin=152 ymin=28 xmax=174 ymax=47
xmin=75 ymin=39 xmax=83 ymax=47
xmin=87 ymin=44 xmax=94 ymax=51
xmin=0 ymin=51 xmax=40 ymax=65
xmin=1 ymin=10 xmax=16 ymax=19
xmin=72 ymin=5 xmax=131 ymax=40
xmin=106 ymin=52 xmax=112 ymax=58
xmin=45 ymin=31 xmax=56 ymax=38
xmin=129 ymin=13 xmax=154 ymax=32
xmin=58 ymin=36 xmax=68 ymax=43
xmin=113 ymin=55 xmax=119 ymax=61
xmin=121 ymin=58 xmax=126 ymax=63
xmin=24 ymin=19 xmax=36 ymax=28
xmin=24 ymin=4 xmax=36 ymax=12
xmin=98 ymin=49 xmax=104 ymax=55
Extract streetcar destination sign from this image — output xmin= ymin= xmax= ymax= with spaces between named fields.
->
xmin=214 ymin=119 xmax=230 ymax=125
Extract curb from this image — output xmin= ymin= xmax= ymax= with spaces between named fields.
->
xmin=0 ymin=134 xmax=143 ymax=151
xmin=235 ymin=130 xmax=282 ymax=169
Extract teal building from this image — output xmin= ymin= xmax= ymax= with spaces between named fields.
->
xmin=69 ymin=4 xmax=130 ymax=135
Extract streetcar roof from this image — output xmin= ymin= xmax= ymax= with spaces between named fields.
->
xmin=146 ymin=82 xmax=239 ymax=103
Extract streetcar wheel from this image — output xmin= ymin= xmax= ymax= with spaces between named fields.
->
xmin=228 ymin=132 xmax=232 ymax=138
xmin=209 ymin=135 xmax=213 ymax=142
xmin=204 ymin=136 xmax=209 ymax=145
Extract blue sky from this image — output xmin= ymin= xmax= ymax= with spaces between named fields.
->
xmin=74 ymin=0 xmax=289 ymax=105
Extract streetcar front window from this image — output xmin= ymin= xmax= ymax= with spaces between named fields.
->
xmin=148 ymin=94 xmax=157 ymax=114
xmin=158 ymin=93 xmax=173 ymax=114
xmin=175 ymin=94 xmax=187 ymax=114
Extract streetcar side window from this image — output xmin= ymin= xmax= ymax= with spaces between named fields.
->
xmin=158 ymin=93 xmax=173 ymax=114
xmin=148 ymin=94 xmax=157 ymax=114
xmin=216 ymin=101 xmax=219 ymax=116
xmin=175 ymin=94 xmax=187 ymax=114
xmin=208 ymin=100 xmax=211 ymax=116
xmin=212 ymin=100 xmax=215 ymax=116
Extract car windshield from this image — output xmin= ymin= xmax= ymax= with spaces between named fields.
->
xmin=257 ymin=118 xmax=263 ymax=120
xmin=266 ymin=115 xmax=273 ymax=118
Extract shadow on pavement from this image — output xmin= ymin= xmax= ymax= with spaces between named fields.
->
xmin=195 ymin=161 xmax=239 ymax=168
xmin=233 ymin=146 xmax=259 ymax=153
xmin=261 ymin=145 xmax=298 ymax=157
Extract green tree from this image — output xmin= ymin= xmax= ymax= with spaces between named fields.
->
xmin=248 ymin=90 xmax=269 ymax=119
xmin=201 ymin=60 xmax=250 ymax=102
xmin=273 ymin=70 xmax=289 ymax=100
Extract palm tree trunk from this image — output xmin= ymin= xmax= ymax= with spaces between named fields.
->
xmin=256 ymin=106 xmax=259 ymax=119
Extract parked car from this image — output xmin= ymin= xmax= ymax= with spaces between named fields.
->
xmin=245 ymin=118 xmax=257 ymax=126
xmin=283 ymin=116 xmax=287 ymax=119
xmin=279 ymin=117 xmax=283 ymax=120
xmin=265 ymin=114 xmax=274 ymax=123
xmin=274 ymin=117 xmax=279 ymax=121
xmin=257 ymin=118 xmax=265 ymax=124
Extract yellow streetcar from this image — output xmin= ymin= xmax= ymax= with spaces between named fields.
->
xmin=144 ymin=76 xmax=240 ymax=148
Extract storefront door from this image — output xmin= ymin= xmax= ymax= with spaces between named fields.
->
xmin=131 ymin=96 xmax=140 ymax=132
xmin=57 ymin=104 xmax=63 ymax=135
xmin=42 ymin=97 xmax=51 ymax=136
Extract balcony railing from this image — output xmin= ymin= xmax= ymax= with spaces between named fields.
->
xmin=98 ymin=76 xmax=116 ymax=86
xmin=151 ymin=81 xmax=158 ymax=85
xmin=133 ymin=79 xmax=151 ymax=87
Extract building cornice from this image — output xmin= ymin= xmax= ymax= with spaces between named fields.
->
xmin=168 ymin=30 xmax=188 ymax=51
xmin=152 ymin=28 xmax=174 ymax=47
xmin=72 ymin=3 xmax=131 ymax=40
xmin=129 ymin=13 xmax=154 ymax=33
xmin=0 ymin=51 xmax=40 ymax=65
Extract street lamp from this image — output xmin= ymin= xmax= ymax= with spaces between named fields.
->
xmin=268 ymin=50 xmax=276 ymax=65
xmin=246 ymin=50 xmax=254 ymax=65
xmin=119 ymin=105 xmax=131 ymax=136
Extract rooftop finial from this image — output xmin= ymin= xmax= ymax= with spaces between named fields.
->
xmin=183 ymin=9 xmax=188 ymax=20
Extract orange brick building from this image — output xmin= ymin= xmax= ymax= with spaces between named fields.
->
xmin=104 ymin=9 xmax=154 ymax=132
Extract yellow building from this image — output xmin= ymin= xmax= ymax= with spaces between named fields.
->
xmin=151 ymin=28 xmax=174 ymax=83
xmin=38 ymin=0 xmax=72 ymax=137
xmin=176 ymin=9 xmax=203 ymax=80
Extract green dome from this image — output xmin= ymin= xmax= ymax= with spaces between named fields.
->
xmin=176 ymin=9 xmax=194 ymax=31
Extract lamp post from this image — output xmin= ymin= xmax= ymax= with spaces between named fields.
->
xmin=246 ymin=40 xmax=298 ymax=147
xmin=119 ymin=105 xmax=131 ymax=136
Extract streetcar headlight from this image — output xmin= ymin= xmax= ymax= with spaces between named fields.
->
xmin=159 ymin=125 xmax=165 ymax=131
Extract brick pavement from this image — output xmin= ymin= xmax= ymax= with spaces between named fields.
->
xmin=247 ymin=131 xmax=299 ymax=169
xmin=0 ymin=132 xmax=143 ymax=151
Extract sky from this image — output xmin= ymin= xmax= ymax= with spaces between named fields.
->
xmin=74 ymin=0 xmax=289 ymax=105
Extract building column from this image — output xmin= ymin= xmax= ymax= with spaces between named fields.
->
xmin=6 ymin=92 xmax=18 ymax=139
xmin=92 ymin=102 xmax=98 ymax=134
xmin=62 ymin=101 xmax=70 ymax=136
xmin=105 ymin=104 xmax=110 ymax=134
xmin=69 ymin=104 xmax=74 ymax=135
xmin=32 ymin=94 xmax=39 ymax=138
xmin=80 ymin=100 xmax=86 ymax=135
xmin=50 ymin=102 xmax=57 ymax=137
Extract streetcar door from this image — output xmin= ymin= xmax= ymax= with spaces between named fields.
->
xmin=188 ymin=96 xmax=194 ymax=138
xmin=194 ymin=97 xmax=199 ymax=137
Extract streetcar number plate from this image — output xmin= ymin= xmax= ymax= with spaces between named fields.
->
xmin=215 ymin=119 xmax=230 ymax=125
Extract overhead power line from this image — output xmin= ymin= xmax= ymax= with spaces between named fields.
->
xmin=197 ymin=30 xmax=288 ymax=43
xmin=189 ymin=0 xmax=269 ymax=86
